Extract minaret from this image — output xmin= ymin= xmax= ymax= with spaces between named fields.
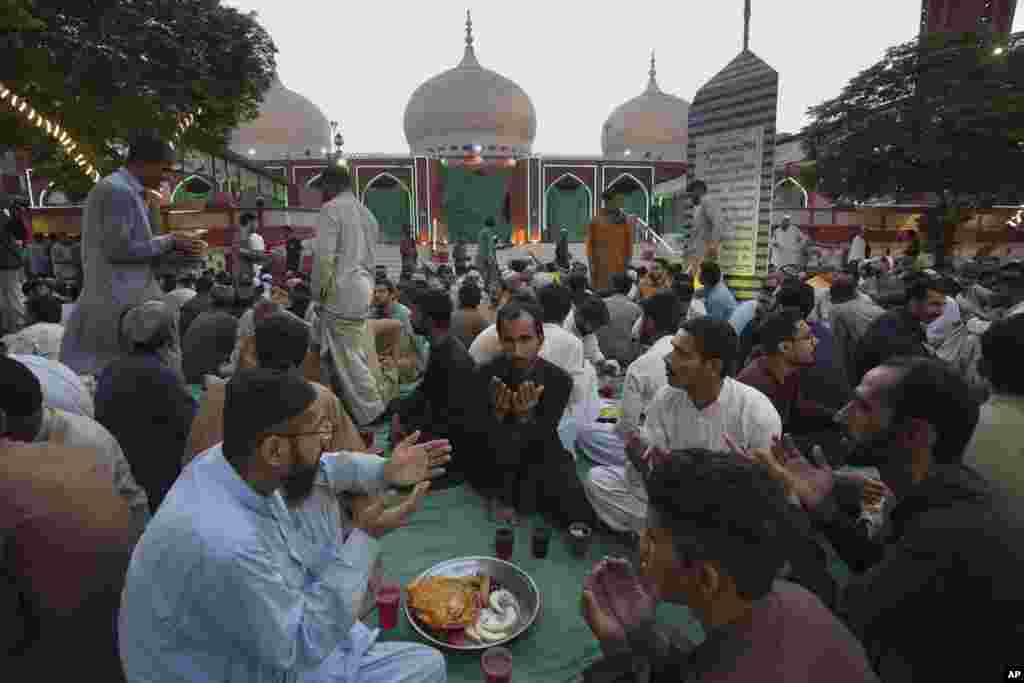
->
xmin=645 ymin=51 xmax=661 ymax=93
xmin=460 ymin=9 xmax=481 ymax=68
xmin=743 ymin=0 xmax=752 ymax=52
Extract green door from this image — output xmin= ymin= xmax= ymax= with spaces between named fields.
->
xmin=620 ymin=187 xmax=649 ymax=223
xmin=364 ymin=185 xmax=411 ymax=243
xmin=545 ymin=185 xmax=591 ymax=241
xmin=442 ymin=167 xmax=509 ymax=243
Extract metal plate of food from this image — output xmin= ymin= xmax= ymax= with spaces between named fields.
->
xmin=403 ymin=556 xmax=541 ymax=651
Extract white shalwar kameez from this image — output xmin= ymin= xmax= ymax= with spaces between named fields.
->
xmin=311 ymin=191 xmax=384 ymax=426
xmin=584 ymin=377 xmax=781 ymax=533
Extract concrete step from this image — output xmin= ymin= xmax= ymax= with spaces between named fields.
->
xmin=370 ymin=243 xmax=649 ymax=281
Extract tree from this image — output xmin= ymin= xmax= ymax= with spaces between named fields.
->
xmin=1 ymin=0 xmax=277 ymax=199
xmin=801 ymin=29 xmax=1024 ymax=263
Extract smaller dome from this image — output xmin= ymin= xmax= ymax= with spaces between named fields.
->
xmin=230 ymin=76 xmax=331 ymax=160
xmin=602 ymin=54 xmax=690 ymax=162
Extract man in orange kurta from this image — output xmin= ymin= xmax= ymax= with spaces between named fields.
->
xmin=586 ymin=191 xmax=633 ymax=291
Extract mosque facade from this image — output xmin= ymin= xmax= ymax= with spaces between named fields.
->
xmin=231 ymin=13 xmax=689 ymax=244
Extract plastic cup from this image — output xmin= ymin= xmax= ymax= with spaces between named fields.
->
xmin=376 ymin=582 xmax=401 ymax=630
xmin=481 ymin=646 xmax=513 ymax=683
xmin=568 ymin=522 xmax=593 ymax=559
xmin=531 ymin=525 xmax=551 ymax=558
xmin=495 ymin=527 xmax=514 ymax=561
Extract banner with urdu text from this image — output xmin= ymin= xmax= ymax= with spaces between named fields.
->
xmin=694 ymin=125 xmax=764 ymax=276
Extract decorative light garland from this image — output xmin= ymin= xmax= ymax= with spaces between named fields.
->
xmin=0 ymin=81 xmax=101 ymax=181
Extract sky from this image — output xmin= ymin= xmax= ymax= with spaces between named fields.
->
xmin=224 ymin=0 xmax=1022 ymax=156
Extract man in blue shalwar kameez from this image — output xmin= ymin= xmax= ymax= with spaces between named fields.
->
xmin=119 ymin=369 xmax=452 ymax=683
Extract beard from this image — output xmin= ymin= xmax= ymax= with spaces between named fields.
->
xmin=282 ymin=459 xmax=320 ymax=505
xmin=158 ymin=346 xmax=185 ymax=382
xmin=843 ymin=422 xmax=914 ymax=493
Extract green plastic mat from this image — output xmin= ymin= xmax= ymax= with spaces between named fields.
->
xmin=364 ymin=483 xmax=704 ymax=682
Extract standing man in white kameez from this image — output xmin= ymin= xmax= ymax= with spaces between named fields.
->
xmin=309 ymin=165 xmax=385 ymax=426
xmin=770 ymin=215 xmax=808 ymax=270
xmin=685 ymin=179 xmax=732 ymax=277
xmin=60 ymin=133 xmax=204 ymax=376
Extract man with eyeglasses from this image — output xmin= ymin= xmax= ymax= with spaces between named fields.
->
xmin=122 ymin=369 xmax=453 ymax=683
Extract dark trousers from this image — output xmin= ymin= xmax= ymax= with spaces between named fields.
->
xmin=465 ymin=437 xmax=596 ymax=529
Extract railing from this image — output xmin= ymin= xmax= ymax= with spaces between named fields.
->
xmin=630 ymin=214 xmax=680 ymax=258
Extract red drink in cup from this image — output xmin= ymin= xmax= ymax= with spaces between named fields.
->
xmin=482 ymin=646 xmax=513 ymax=683
xmin=376 ymin=582 xmax=401 ymax=630
xmin=495 ymin=527 xmax=514 ymax=561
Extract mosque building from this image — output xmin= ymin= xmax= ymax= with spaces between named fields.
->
xmin=228 ymin=12 xmax=688 ymax=244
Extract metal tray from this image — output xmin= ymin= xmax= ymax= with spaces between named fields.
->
xmin=403 ymin=556 xmax=541 ymax=651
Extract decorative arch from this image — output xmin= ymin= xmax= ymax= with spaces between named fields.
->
xmin=773 ymin=176 xmax=809 ymax=208
xmin=360 ymin=171 xmax=413 ymax=203
xmin=170 ymin=174 xmax=217 ymax=203
xmin=605 ymin=172 xmax=651 ymax=223
xmin=361 ymin=172 xmax=415 ymax=242
xmin=544 ymin=173 xmax=594 ymax=242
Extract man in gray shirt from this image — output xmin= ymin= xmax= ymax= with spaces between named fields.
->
xmin=596 ymin=272 xmax=642 ymax=367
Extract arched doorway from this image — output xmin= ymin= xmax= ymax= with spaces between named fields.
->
xmin=545 ymin=174 xmax=593 ymax=242
xmin=441 ymin=166 xmax=511 ymax=243
xmin=361 ymin=173 xmax=413 ymax=243
xmin=170 ymin=175 xmax=216 ymax=205
xmin=605 ymin=173 xmax=650 ymax=224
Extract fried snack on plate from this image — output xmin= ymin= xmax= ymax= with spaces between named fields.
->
xmin=406 ymin=575 xmax=485 ymax=630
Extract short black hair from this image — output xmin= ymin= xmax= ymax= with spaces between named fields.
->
xmin=537 ymin=284 xmax=573 ymax=324
xmin=496 ymin=299 xmax=544 ymax=340
xmin=609 ymin=272 xmax=632 ymax=295
xmin=687 ymin=179 xmax=707 ymax=194
xmin=644 ymin=449 xmax=799 ymax=601
xmin=905 ymin=274 xmax=943 ymax=303
xmin=681 ymin=317 xmax=739 ymax=378
xmin=878 ymin=356 xmax=981 ymax=465
xmin=414 ymin=288 xmax=453 ymax=326
xmin=374 ymin=277 xmax=393 ymax=290
xmin=671 ymin=274 xmax=695 ymax=303
xmin=980 ymin=313 xmax=1024 ymax=396
xmin=28 ymin=295 xmax=63 ymax=324
xmin=567 ymin=272 xmax=589 ymax=293
xmin=576 ymin=294 xmax=611 ymax=329
xmin=458 ymin=282 xmax=482 ymax=308
xmin=640 ymin=291 xmax=683 ymax=335
xmin=508 ymin=289 xmax=538 ymax=306
xmin=774 ymin=281 xmax=815 ymax=320
xmin=195 ymin=274 xmax=214 ymax=294
xmin=255 ymin=313 xmax=310 ymax=372
xmin=484 ymin=217 xmax=496 ymax=228
xmin=756 ymin=310 xmax=802 ymax=355
xmin=700 ymin=261 xmax=722 ymax=287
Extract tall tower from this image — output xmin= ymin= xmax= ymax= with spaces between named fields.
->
xmin=920 ymin=0 xmax=1017 ymax=36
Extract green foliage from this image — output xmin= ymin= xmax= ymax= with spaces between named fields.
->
xmin=1 ymin=0 xmax=277 ymax=194
xmin=801 ymin=30 xmax=1024 ymax=208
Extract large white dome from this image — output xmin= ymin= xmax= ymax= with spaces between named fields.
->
xmin=602 ymin=55 xmax=690 ymax=162
xmin=230 ymin=75 xmax=331 ymax=160
xmin=404 ymin=13 xmax=536 ymax=157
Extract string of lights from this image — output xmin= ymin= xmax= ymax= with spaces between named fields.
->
xmin=1 ymin=80 xmax=205 ymax=185
xmin=0 ymin=81 xmax=101 ymax=182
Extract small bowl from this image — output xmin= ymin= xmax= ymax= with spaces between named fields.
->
xmin=403 ymin=556 xmax=541 ymax=651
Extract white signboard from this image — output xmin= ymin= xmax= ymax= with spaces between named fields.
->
xmin=694 ymin=126 xmax=764 ymax=276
